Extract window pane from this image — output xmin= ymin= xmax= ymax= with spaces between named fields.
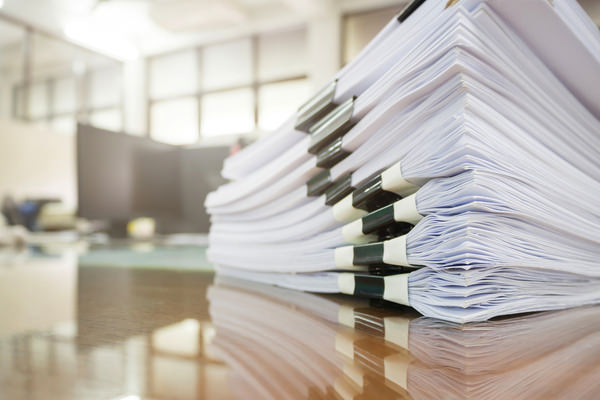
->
xmin=89 ymin=108 xmax=122 ymax=132
xmin=258 ymin=28 xmax=307 ymax=81
xmin=13 ymin=86 xmax=27 ymax=120
xmin=53 ymin=77 xmax=77 ymax=114
xmin=88 ymin=67 xmax=121 ymax=108
xmin=0 ymin=20 xmax=25 ymax=120
xmin=28 ymin=81 xmax=48 ymax=119
xmin=202 ymin=39 xmax=252 ymax=90
xmin=51 ymin=115 xmax=76 ymax=135
xmin=258 ymin=79 xmax=309 ymax=131
xmin=201 ymin=88 xmax=254 ymax=137
xmin=32 ymin=33 xmax=81 ymax=81
xmin=151 ymin=97 xmax=199 ymax=145
xmin=150 ymin=50 xmax=198 ymax=99
xmin=343 ymin=7 xmax=399 ymax=65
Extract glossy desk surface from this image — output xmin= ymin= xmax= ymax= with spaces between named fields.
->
xmin=1 ymin=245 xmax=599 ymax=400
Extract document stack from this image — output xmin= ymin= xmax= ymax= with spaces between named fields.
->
xmin=206 ymin=0 xmax=600 ymax=323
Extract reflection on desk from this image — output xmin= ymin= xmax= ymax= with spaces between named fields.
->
xmin=0 ymin=249 xmax=231 ymax=400
xmin=0 ymin=247 xmax=599 ymax=399
xmin=209 ymin=276 xmax=600 ymax=400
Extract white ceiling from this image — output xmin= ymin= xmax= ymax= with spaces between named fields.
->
xmin=0 ymin=0 xmax=599 ymax=61
xmin=0 ymin=0 xmax=347 ymax=59
xmin=0 ymin=17 xmax=24 ymax=46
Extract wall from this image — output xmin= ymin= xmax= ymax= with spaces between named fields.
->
xmin=0 ymin=118 xmax=76 ymax=207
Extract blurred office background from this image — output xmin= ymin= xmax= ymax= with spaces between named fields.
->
xmin=0 ymin=3 xmax=599 ymax=399
xmin=1 ymin=0 xmax=599 ymax=238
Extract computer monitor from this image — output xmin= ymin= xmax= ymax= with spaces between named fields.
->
xmin=76 ymin=124 xmax=228 ymax=234
xmin=76 ymin=122 xmax=178 ymax=219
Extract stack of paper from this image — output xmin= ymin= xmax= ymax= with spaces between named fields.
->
xmin=205 ymin=0 xmax=600 ymax=323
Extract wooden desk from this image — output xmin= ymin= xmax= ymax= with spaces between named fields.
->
xmin=1 ymin=246 xmax=599 ymax=399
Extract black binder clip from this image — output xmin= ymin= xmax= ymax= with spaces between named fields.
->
xmin=397 ymin=0 xmax=426 ymax=23
xmin=351 ymin=175 xmax=401 ymax=211
xmin=325 ymin=174 xmax=354 ymax=206
xmin=353 ymin=274 xmax=386 ymax=297
xmin=308 ymin=96 xmax=356 ymax=155
xmin=295 ymin=80 xmax=338 ymax=132
xmin=353 ymin=243 xmax=385 ymax=266
xmin=306 ymin=169 xmax=332 ymax=197
xmin=316 ymin=136 xmax=351 ymax=169
xmin=361 ymin=204 xmax=413 ymax=239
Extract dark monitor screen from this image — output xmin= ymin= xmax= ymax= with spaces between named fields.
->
xmin=77 ymin=124 xmax=181 ymax=222
xmin=76 ymin=124 xmax=228 ymax=233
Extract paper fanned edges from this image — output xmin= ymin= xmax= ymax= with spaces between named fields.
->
xmin=308 ymin=97 xmax=356 ymax=154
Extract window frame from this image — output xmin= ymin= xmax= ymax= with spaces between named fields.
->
xmin=146 ymin=29 xmax=309 ymax=143
xmin=1 ymin=13 xmax=125 ymax=135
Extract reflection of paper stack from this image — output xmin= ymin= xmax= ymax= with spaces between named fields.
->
xmin=209 ymin=278 xmax=600 ymax=400
xmin=208 ymin=282 xmax=344 ymax=399
xmin=208 ymin=277 xmax=418 ymax=400
xmin=407 ymin=308 xmax=600 ymax=400
xmin=205 ymin=0 xmax=600 ymax=323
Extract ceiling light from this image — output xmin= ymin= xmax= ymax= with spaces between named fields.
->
xmin=149 ymin=0 xmax=246 ymax=32
xmin=64 ymin=20 xmax=140 ymax=61
xmin=62 ymin=1 xmax=148 ymax=61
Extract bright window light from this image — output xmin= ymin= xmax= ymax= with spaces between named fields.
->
xmin=201 ymin=88 xmax=254 ymax=137
xmin=150 ymin=97 xmax=199 ymax=145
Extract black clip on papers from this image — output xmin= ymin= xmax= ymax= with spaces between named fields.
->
xmin=325 ymin=174 xmax=354 ymax=206
xmin=306 ymin=169 xmax=332 ymax=197
xmin=353 ymin=274 xmax=385 ymax=298
xmin=308 ymin=96 xmax=356 ymax=155
xmin=352 ymin=240 xmax=416 ymax=267
xmin=397 ymin=0 xmax=427 ymax=23
xmin=316 ymin=136 xmax=351 ymax=169
xmin=368 ymin=265 xmax=409 ymax=276
xmin=346 ymin=274 xmax=412 ymax=304
xmin=362 ymin=204 xmax=396 ymax=234
xmin=353 ymin=242 xmax=385 ymax=265
xmin=352 ymin=175 xmax=402 ymax=212
xmin=360 ymin=204 xmax=413 ymax=239
xmin=295 ymin=80 xmax=338 ymax=132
